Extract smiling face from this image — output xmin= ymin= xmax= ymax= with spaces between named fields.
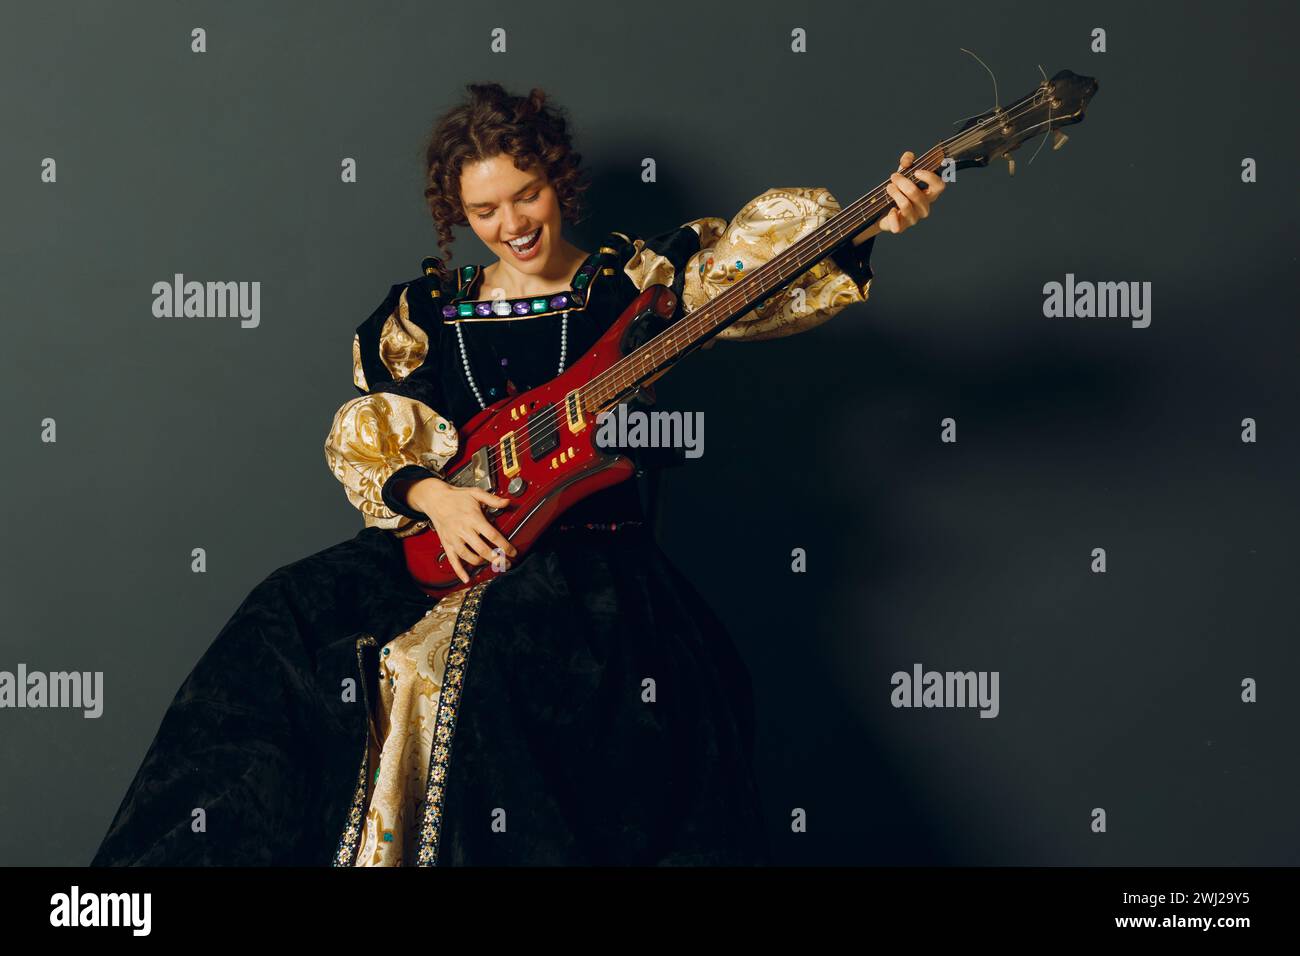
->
xmin=460 ymin=154 xmax=566 ymax=276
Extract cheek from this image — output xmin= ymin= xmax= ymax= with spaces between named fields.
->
xmin=540 ymin=193 xmax=564 ymax=223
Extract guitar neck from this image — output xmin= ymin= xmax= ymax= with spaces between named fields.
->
xmin=572 ymin=65 xmax=1100 ymax=415
xmin=581 ymin=138 xmax=956 ymax=411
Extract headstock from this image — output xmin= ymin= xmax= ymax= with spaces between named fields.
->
xmin=948 ymin=69 xmax=1098 ymax=172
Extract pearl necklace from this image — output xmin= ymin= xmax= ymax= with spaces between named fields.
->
xmin=457 ymin=310 xmax=569 ymax=411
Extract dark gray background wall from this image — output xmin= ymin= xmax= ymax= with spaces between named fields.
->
xmin=2 ymin=0 xmax=1296 ymax=866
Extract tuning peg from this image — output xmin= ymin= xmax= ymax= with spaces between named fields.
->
xmin=1051 ymin=130 xmax=1069 ymax=151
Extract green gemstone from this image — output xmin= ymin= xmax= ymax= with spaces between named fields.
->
xmin=531 ymin=298 xmax=547 ymax=312
xmin=573 ymin=273 xmax=590 ymax=288
xmin=458 ymin=302 xmax=474 ymax=317
xmin=462 ymin=266 xmax=473 ymax=277
xmin=735 ymin=260 xmax=743 ymax=269
xmin=382 ymin=831 xmax=393 ymax=842
xmin=373 ymin=769 xmax=380 ymax=782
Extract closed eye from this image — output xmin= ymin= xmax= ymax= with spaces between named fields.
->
xmin=474 ymin=193 xmax=541 ymax=220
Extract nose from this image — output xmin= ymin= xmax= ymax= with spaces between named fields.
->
xmin=501 ymin=207 xmax=533 ymax=238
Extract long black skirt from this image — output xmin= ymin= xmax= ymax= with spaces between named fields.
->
xmin=90 ymin=523 xmax=769 ymax=866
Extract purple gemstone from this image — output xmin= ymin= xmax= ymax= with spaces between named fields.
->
xmin=578 ymin=264 xmax=596 ymax=276
xmin=475 ymin=302 xmax=492 ymax=317
xmin=442 ymin=305 xmax=458 ymax=319
xmin=501 ymin=357 xmax=508 ymax=366
xmin=512 ymin=300 xmax=530 ymax=315
xmin=549 ymin=294 xmax=569 ymax=309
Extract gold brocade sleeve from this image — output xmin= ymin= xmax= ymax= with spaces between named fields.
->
xmin=324 ymin=281 xmax=458 ymax=532
xmin=324 ymin=392 xmax=458 ymax=531
xmin=625 ymin=187 xmax=873 ymax=343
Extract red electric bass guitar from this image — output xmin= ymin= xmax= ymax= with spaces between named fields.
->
xmin=402 ymin=69 xmax=1099 ymax=598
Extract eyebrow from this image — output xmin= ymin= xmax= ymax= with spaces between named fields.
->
xmin=464 ymin=177 xmax=543 ymax=211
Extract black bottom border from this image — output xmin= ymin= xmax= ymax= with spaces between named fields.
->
xmin=4 ymin=866 xmax=1292 ymax=940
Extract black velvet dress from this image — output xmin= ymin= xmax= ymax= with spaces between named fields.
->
xmin=90 ymin=188 xmax=875 ymax=866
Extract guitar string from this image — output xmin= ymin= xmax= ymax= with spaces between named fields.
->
xmin=465 ymin=143 xmax=968 ymax=474
xmin=356 ymin=89 xmax=1054 ymax=494
xmin=460 ymin=100 xmax=1047 ymax=483
xmin=580 ymin=102 xmax=1065 ymax=416
xmin=451 ymin=115 xmax=1029 ymax=484
xmin=460 ymin=90 xmax=1054 ymax=475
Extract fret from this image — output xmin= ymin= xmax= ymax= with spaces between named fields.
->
xmin=570 ymin=145 xmax=957 ymax=405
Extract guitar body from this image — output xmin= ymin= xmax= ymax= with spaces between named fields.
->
xmin=401 ymin=284 xmax=680 ymax=599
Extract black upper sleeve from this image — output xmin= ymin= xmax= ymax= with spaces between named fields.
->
xmin=336 ymin=271 xmax=454 ymax=524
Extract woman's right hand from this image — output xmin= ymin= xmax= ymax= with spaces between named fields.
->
xmin=407 ymin=477 xmax=517 ymax=584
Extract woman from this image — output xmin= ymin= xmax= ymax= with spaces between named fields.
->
xmin=91 ymin=82 xmax=943 ymax=867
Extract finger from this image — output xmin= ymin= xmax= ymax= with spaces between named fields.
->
xmin=879 ymin=200 xmax=899 ymax=234
xmin=456 ymin=538 xmax=485 ymax=567
xmin=477 ymin=520 xmax=517 ymax=558
xmin=893 ymin=175 xmax=927 ymax=222
xmin=914 ymin=167 xmax=944 ymax=194
xmin=913 ymin=169 xmax=944 ymax=201
xmin=887 ymin=180 xmax=912 ymax=221
xmin=893 ymin=170 xmax=924 ymax=203
xmin=898 ymin=150 xmax=915 ymax=171
xmin=469 ymin=488 xmax=512 ymax=508
xmin=445 ymin=547 xmax=470 ymax=584
xmin=463 ymin=530 xmax=498 ymax=566
xmin=887 ymin=197 xmax=913 ymax=231
xmin=895 ymin=174 xmax=930 ymax=219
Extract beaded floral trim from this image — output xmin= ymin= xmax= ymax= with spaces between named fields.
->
xmin=413 ymin=579 xmax=493 ymax=866
xmin=333 ymin=634 xmax=379 ymax=866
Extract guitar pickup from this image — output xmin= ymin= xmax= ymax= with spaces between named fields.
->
xmin=499 ymin=431 xmax=519 ymax=477
xmin=564 ymin=389 xmax=586 ymax=434
xmin=528 ymin=403 xmax=559 ymax=460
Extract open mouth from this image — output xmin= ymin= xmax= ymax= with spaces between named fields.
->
xmin=506 ymin=228 xmax=542 ymax=257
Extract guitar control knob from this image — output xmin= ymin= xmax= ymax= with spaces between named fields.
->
xmin=507 ymin=476 xmax=526 ymax=495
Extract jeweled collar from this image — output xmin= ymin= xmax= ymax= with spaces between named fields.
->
xmin=440 ymin=233 xmax=632 ymax=323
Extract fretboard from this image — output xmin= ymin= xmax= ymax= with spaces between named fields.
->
xmin=579 ymin=141 xmax=956 ymax=412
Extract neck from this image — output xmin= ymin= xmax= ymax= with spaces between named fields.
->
xmin=487 ymin=238 xmax=588 ymax=298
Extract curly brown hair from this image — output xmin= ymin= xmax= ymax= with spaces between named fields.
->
xmin=421 ymin=82 xmax=592 ymax=274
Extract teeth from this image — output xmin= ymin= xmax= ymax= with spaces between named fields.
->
xmin=508 ymin=229 xmax=540 ymax=249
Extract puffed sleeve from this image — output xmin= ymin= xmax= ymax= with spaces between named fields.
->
xmin=623 ymin=186 xmax=875 ymax=343
xmin=323 ymin=269 xmax=458 ymax=533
